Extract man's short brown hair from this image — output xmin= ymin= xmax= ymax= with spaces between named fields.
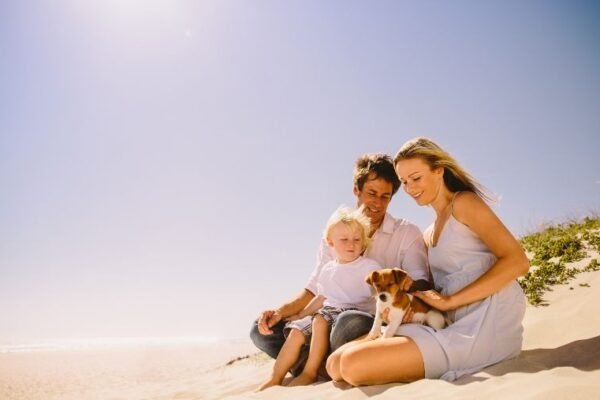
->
xmin=353 ymin=153 xmax=401 ymax=195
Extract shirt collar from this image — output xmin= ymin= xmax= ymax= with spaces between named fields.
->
xmin=378 ymin=213 xmax=395 ymax=235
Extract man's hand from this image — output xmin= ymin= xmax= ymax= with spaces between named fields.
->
xmin=257 ymin=310 xmax=283 ymax=335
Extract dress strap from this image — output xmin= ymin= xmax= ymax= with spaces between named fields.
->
xmin=450 ymin=191 xmax=461 ymax=215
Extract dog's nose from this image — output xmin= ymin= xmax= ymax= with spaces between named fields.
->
xmin=379 ymin=293 xmax=387 ymax=302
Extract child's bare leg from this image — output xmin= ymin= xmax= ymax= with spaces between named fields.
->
xmin=256 ymin=328 xmax=306 ymax=391
xmin=288 ymin=314 xmax=329 ymax=386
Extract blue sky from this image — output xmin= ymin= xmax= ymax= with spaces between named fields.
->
xmin=1 ymin=0 xmax=599 ymax=343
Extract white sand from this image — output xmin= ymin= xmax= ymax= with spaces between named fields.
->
xmin=2 ymin=268 xmax=599 ymax=400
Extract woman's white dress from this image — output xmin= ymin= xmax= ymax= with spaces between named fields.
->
xmin=396 ymin=214 xmax=526 ymax=381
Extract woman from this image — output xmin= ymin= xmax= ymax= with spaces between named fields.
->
xmin=326 ymin=137 xmax=529 ymax=385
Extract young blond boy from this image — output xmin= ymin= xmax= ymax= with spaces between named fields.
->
xmin=257 ymin=206 xmax=381 ymax=390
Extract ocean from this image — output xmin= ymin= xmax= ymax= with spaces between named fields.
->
xmin=0 ymin=336 xmax=259 ymax=374
xmin=0 ymin=336 xmax=232 ymax=353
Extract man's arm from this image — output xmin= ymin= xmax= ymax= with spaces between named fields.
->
xmin=277 ymin=289 xmax=316 ymax=318
xmin=257 ymin=289 xmax=315 ymax=335
xmin=293 ymin=295 xmax=325 ymax=320
xmin=258 ymin=239 xmax=332 ymax=335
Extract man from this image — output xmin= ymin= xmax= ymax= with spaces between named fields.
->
xmin=250 ymin=153 xmax=431 ymax=376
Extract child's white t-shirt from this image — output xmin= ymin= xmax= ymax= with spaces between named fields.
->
xmin=316 ymin=256 xmax=381 ymax=313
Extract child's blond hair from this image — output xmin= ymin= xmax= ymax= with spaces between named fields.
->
xmin=323 ymin=206 xmax=371 ymax=251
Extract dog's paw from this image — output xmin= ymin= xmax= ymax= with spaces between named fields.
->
xmin=366 ymin=331 xmax=381 ymax=340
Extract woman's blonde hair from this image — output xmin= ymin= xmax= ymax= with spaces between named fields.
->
xmin=323 ymin=206 xmax=371 ymax=251
xmin=393 ymin=137 xmax=494 ymax=203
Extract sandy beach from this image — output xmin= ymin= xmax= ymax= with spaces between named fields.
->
xmin=227 ymin=261 xmax=600 ymax=400
xmin=2 ymin=256 xmax=599 ymax=400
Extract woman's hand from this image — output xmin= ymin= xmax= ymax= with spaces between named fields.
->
xmin=413 ymin=290 xmax=458 ymax=312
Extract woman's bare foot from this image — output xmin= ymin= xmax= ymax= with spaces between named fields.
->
xmin=287 ymin=372 xmax=317 ymax=387
xmin=256 ymin=377 xmax=283 ymax=392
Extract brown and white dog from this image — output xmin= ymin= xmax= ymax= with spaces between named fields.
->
xmin=365 ymin=268 xmax=445 ymax=339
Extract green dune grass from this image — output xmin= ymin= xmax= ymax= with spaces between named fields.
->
xmin=518 ymin=216 xmax=600 ymax=305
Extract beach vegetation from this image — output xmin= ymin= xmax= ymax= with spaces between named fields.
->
xmin=518 ymin=216 xmax=600 ymax=305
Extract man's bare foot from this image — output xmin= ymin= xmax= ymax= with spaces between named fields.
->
xmin=256 ymin=377 xmax=283 ymax=392
xmin=287 ymin=372 xmax=317 ymax=387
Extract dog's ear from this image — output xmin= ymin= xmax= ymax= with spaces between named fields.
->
xmin=392 ymin=268 xmax=408 ymax=286
xmin=365 ymin=271 xmax=378 ymax=286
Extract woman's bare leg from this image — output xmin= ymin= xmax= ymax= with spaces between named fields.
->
xmin=329 ymin=336 xmax=425 ymax=386
xmin=326 ymin=334 xmax=372 ymax=381
xmin=256 ymin=328 xmax=305 ymax=391
xmin=288 ymin=314 xmax=329 ymax=386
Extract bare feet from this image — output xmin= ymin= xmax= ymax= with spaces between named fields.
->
xmin=287 ymin=372 xmax=317 ymax=387
xmin=256 ymin=377 xmax=283 ymax=392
